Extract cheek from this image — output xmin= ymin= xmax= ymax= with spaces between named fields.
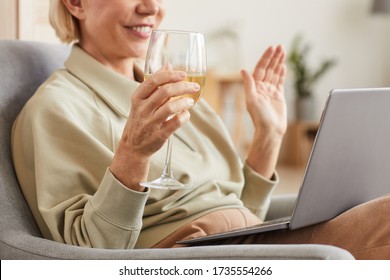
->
xmin=85 ymin=0 xmax=106 ymax=9
xmin=155 ymin=12 xmax=165 ymax=27
xmin=156 ymin=3 xmax=166 ymax=25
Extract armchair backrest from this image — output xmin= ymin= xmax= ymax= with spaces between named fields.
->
xmin=0 ymin=40 xmax=70 ymax=240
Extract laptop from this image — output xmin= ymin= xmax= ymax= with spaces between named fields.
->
xmin=178 ymin=87 xmax=390 ymax=245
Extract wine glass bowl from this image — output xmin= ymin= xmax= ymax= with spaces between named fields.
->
xmin=140 ymin=30 xmax=207 ymax=190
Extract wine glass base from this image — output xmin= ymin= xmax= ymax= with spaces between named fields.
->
xmin=140 ymin=177 xmax=192 ymax=190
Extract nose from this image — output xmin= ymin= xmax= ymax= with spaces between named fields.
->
xmin=136 ymin=0 xmax=159 ymax=15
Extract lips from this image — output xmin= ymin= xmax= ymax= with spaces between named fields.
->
xmin=126 ymin=25 xmax=153 ymax=39
xmin=131 ymin=26 xmax=152 ymax=33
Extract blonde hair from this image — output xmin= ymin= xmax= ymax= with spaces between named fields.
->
xmin=49 ymin=0 xmax=80 ymax=44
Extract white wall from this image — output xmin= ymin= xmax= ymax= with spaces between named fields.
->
xmin=6 ymin=0 xmax=388 ymax=120
xmin=160 ymin=0 xmax=390 ymax=119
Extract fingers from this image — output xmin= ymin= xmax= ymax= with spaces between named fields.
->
xmin=153 ymin=95 xmax=195 ymax=123
xmin=253 ymin=46 xmax=275 ymax=80
xmin=253 ymin=46 xmax=274 ymax=81
xmin=134 ymin=68 xmax=199 ymax=120
xmin=130 ymin=70 xmax=199 ymax=141
xmin=265 ymin=48 xmax=285 ymax=84
xmin=160 ymin=109 xmax=191 ymax=138
xmin=135 ymin=70 xmax=187 ymax=100
xmin=145 ymin=80 xmax=198 ymax=119
xmin=276 ymin=64 xmax=287 ymax=89
xmin=120 ymin=70 xmax=199 ymax=163
xmin=253 ymin=45 xmax=286 ymax=84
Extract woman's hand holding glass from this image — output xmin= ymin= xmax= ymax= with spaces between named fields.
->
xmin=139 ymin=30 xmax=206 ymax=190
xmin=130 ymin=70 xmax=198 ymax=156
xmin=110 ymin=70 xmax=199 ymax=192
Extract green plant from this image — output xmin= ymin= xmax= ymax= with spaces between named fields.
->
xmin=287 ymin=35 xmax=337 ymax=99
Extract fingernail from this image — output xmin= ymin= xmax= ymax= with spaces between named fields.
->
xmin=193 ymin=83 xmax=200 ymax=90
xmin=178 ymin=71 xmax=186 ymax=78
xmin=187 ymin=98 xmax=195 ymax=106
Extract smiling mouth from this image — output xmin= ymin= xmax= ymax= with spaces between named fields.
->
xmin=126 ymin=25 xmax=153 ymax=38
xmin=131 ymin=26 xmax=152 ymax=33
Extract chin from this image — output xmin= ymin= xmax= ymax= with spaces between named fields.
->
xmin=129 ymin=48 xmax=148 ymax=59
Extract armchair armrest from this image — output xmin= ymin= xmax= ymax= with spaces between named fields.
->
xmin=1 ymin=230 xmax=354 ymax=260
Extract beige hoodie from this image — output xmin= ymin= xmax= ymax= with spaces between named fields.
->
xmin=12 ymin=45 xmax=277 ymax=249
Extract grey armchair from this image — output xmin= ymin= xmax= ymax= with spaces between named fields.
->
xmin=0 ymin=40 xmax=354 ymax=260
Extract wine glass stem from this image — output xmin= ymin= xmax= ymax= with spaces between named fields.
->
xmin=161 ymin=136 xmax=174 ymax=178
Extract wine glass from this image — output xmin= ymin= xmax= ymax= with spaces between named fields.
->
xmin=140 ymin=29 xmax=207 ymax=190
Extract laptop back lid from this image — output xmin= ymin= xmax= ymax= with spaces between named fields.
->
xmin=290 ymin=88 xmax=390 ymax=230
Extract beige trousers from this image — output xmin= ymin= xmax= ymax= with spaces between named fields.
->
xmin=152 ymin=195 xmax=390 ymax=260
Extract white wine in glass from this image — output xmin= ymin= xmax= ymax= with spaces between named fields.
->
xmin=140 ymin=30 xmax=207 ymax=190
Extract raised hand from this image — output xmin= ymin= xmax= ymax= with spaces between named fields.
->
xmin=241 ymin=45 xmax=288 ymax=179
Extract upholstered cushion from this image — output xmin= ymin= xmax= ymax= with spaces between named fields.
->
xmin=0 ymin=40 xmax=70 ymax=238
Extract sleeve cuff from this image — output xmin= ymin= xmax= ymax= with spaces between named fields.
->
xmin=89 ymin=168 xmax=149 ymax=229
xmin=244 ymin=162 xmax=280 ymax=184
xmin=241 ymin=163 xmax=279 ymax=220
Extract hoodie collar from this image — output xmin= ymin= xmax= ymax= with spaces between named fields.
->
xmin=65 ymin=45 xmax=142 ymax=117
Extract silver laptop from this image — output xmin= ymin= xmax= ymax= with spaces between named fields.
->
xmin=178 ymin=88 xmax=390 ymax=245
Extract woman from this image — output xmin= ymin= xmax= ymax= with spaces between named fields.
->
xmin=11 ymin=0 xmax=390 ymax=259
